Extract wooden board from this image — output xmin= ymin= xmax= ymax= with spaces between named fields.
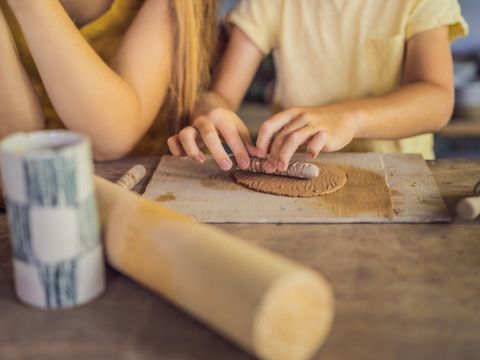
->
xmin=143 ymin=153 xmax=451 ymax=223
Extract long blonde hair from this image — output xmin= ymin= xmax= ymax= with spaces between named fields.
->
xmin=169 ymin=0 xmax=218 ymax=133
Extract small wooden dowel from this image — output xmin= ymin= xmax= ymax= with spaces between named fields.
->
xmin=456 ymin=180 xmax=480 ymax=220
xmin=116 ymin=164 xmax=146 ymax=191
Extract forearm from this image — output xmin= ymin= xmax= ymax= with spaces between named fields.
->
xmin=192 ymin=27 xmax=264 ymax=122
xmin=8 ymin=0 xmax=142 ymax=157
xmin=350 ymin=82 xmax=454 ymax=140
xmin=0 ymin=8 xmax=43 ymax=138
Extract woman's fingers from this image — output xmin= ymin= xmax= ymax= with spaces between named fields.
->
xmin=275 ymin=127 xmax=315 ymax=171
xmin=174 ymin=109 xmax=257 ymax=171
xmin=216 ymin=121 xmax=250 ymax=170
xmin=256 ymin=108 xmax=303 ymax=157
xmin=178 ymin=126 xmax=205 ymax=163
xmin=238 ymin=123 xmax=261 ymax=157
xmin=194 ymin=117 xmax=232 ymax=171
xmin=307 ymin=131 xmax=329 ymax=159
xmin=167 ymin=135 xmax=186 ymax=156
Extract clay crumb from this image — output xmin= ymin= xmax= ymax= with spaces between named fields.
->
xmin=156 ymin=192 xmax=176 ymax=202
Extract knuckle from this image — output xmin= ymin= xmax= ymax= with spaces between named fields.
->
xmin=298 ymin=113 xmax=310 ymax=123
xmin=180 ymin=126 xmax=194 ymax=134
xmin=286 ymin=132 xmax=301 ymax=143
xmin=193 ymin=117 xmax=209 ymax=129
xmin=178 ymin=128 xmax=189 ymax=139
xmin=207 ymin=107 xmax=225 ymax=120
xmin=317 ymin=130 xmax=327 ymax=139
xmin=259 ymin=121 xmax=271 ymax=133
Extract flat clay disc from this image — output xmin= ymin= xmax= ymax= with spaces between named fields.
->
xmin=232 ymin=163 xmax=347 ymax=198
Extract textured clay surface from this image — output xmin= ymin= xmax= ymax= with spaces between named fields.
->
xmin=233 ymin=163 xmax=347 ymax=197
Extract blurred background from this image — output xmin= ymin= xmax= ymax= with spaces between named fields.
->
xmin=221 ymin=0 xmax=480 ymax=159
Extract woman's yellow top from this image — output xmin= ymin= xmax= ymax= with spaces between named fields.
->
xmin=0 ymin=0 xmax=169 ymax=155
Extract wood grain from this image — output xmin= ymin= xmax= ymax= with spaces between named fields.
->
xmin=1 ymin=158 xmax=480 ymax=360
xmin=143 ymin=153 xmax=449 ymax=223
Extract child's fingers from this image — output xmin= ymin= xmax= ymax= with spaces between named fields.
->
xmin=256 ymin=108 xmax=303 ymax=157
xmin=263 ymin=115 xmax=308 ymax=172
xmin=194 ymin=118 xmax=232 ymax=171
xmin=306 ymin=131 xmax=329 ymax=159
xmin=167 ymin=135 xmax=187 ymax=156
xmin=276 ymin=127 xmax=314 ymax=171
xmin=178 ymin=126 xmax=206 ymax=163
xmin=216 ymin=122 xmax=250 ymax=170
xmin=267 ymin=114 xmax=309 ymax=163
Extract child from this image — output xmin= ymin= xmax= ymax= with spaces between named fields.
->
xmin=0 ymin=0 xmax=217 ymax=160
xmin=168 ymin=0 xmax=468 ymax=173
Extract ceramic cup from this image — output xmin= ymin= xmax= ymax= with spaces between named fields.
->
xmin=0 ymin=131 xmax=105 ymax=309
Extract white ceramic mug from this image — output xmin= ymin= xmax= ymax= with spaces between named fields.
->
xmin=0 ymin=131 xmax=105 ymax=309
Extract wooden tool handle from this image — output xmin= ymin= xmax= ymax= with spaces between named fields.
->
xmin=115 ymin=164 xmax=146 ymax=190
xmin=233 ymin=157 xmax=319 ymax=179
xmin=95 ymin=176 xmax=334 ymax=360
xmin=457 ymin=196 xmax=480 ymax=220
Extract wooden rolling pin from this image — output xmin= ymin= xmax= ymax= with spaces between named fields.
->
xmin=95 ymin=176 xmax=334 ymax=360
xmin=231 ymin=156 xmax=320 ymax=179
xmin=456 ymin=180 xmax=480 ymax=220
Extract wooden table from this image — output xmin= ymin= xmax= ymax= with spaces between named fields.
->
xmin=1 ymin=157 xmax=480 ymax=360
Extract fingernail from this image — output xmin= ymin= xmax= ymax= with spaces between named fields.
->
xmin=239 ymin=157 xmax=250 ymax=169
xmin=277 ymin=161 xmax=286 ymax=171
xmin=254 ymin=147 xmax=264 ymax=158
xmin=221 ymin=159 xmax=232 ymax=171
xmin=264 ymin=162 xmax=275 ymax=173
xmin=195 ymin=155 xmax=205 ymax=163
xmin=306 ymin=152 xmax=314 ymax=160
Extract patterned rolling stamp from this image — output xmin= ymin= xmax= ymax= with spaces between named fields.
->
xmin=0 ymin=131 xmax=105 ymax=309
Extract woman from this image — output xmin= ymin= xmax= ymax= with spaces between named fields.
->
xmin=0 ymin=0 xmax=217 ymax=160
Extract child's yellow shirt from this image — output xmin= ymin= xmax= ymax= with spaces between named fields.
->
xmin=229 ymin=0 xmax=469 ymax=159
xmin=0 ymin=0 xmax=169 ymax=156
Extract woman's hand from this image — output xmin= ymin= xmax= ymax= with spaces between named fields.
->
xmin=256 ymin=105 xmax=360 ymax=172
xmin=167 ymin=107 xmax=259 ymax=171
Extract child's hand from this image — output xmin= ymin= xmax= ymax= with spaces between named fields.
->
xmin=167 ymin=108 xmax=259 ymax=171
xmin=256 ymin=105 xmax=359 ymax=172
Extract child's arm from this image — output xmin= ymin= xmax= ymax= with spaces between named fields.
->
xmin=258 ymin=27 xmax=454 ymax=172
xmin=5 ymin=0 xmax=172 ymax=160
xmin=168 ymin=28 xmax=264 ymax=171
xmin=171 ymin=26 xmax=453 ymax=172
xmin=0 ymin=7 xmax=44 ymax=138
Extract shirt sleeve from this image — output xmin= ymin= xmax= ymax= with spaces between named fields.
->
xmin=226 ymin=0 xmax=281 ymax=55
xmin=406 ymin=0 xmax=469 ymax=41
